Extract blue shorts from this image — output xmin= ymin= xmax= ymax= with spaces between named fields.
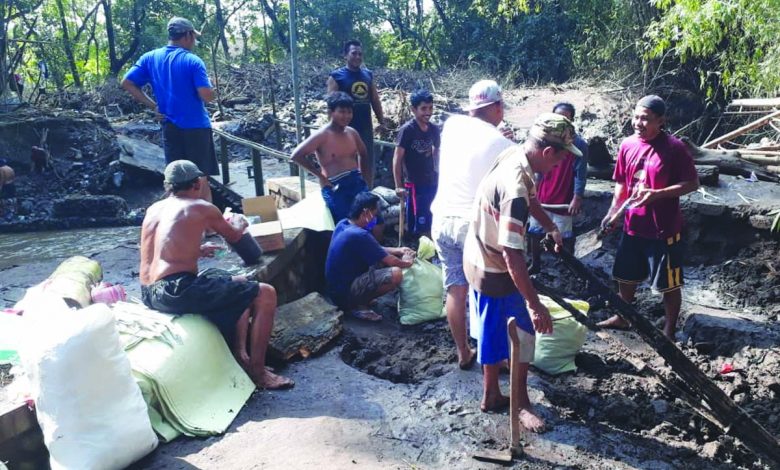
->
xmin=404 ymin=183 xmax=436 ymax=235
xmin=469 ymin=289 xmax=535 ymax=365
xmin=321 ymin=170 xmax=369 ymax=222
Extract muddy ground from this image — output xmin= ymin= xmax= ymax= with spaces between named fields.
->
xmin=1 ymin=179 xmax=778 ymax=469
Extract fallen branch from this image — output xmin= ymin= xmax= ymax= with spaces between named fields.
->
xmin=728 ymin=97 xmax=780 ymax=108
xmin=683 ymin=137 xmax=780 ymax=182
xmin=738 ymin=154 xmax=780 ymax=165
xmin=702 ymin=110 xmax=780 ymax=149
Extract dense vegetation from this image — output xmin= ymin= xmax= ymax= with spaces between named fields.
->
xmin=1 ymin=0 xmax=779 ymax=102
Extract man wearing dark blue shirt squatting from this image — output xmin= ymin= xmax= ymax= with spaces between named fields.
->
xmin=327 ymin=39 xmax=386 ymax=189
xmin=121 ymin=17 xmax=218 ymax=203
xmin=325 ymin=192 xmax=415 ymax=322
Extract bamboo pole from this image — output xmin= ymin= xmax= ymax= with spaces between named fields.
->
xmin=702 ymin=110 xmax=780 ymax=149
xmin=728 ymin=98 xmax=780 ymax=108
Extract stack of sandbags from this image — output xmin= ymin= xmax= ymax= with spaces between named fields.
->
xmin=19 ymin=295 xmax=158 ymax=469
xmin=113 ymin=302 xmax=256 ymax=442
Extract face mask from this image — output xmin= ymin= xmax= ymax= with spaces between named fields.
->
xmin=365 ymin=216 xmax=378 ymax=231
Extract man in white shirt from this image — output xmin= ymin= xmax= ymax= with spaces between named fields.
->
xmin=432 ymin=80 xmax=562 ymax=369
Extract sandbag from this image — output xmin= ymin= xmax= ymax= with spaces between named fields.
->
xmin=398 ymin=237 xmax=445 ymax=325
xmin=531 ymin=297 xmax=589 ymax=375
xmin=19 ymin=296 xmax=158 ymax=469
xmin=46 ymin=256 xmax=103 ymax=308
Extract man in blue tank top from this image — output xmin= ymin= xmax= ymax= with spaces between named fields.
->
xmin=327 ymin=39 xmax=386 ymax=188
xmin=121 ymin=17 xmax=218 ymax=202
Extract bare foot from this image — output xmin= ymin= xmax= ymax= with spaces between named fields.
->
xmin=458 ymin=347 xmax=477 ymax=370
xmin=250 ymin=367 xmax=294 ymax=390
xmin=481 ymin=394 xmax=510 ymax=413
xmin=596 ymin=314 xmax=630 ymax=330
xmin=519 ymin=407 xmax=546 ymax=433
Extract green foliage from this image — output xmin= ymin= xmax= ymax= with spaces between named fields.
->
xmin=646 ymin=0 xmax=780 ymax=97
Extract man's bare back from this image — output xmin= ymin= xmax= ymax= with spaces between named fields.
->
xmin=140 ymin=196 xmax=241 ymax=285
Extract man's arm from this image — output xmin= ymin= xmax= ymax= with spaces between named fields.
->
xmin=381 ymin=252 xmax=414 ymax=269
xmin=601 ymin=181 xmax=629 ymax=230
xmin=633 ymin=178 xmax=699 ymax=208
xmin=570 ymin=142 xmax=589 ymax=215
xmin=197 ymin=87 xmax=215 ymax=103
xmin=528 ymin=197 xmax=563 ymax=248
xmin=326 ymin=76 xmax=339 ymax=93
xmin=503 ymin=247 xmax=553 ymax=334
xmin=353 ymin=129 xmax=370 ymax=180
xmin=392 ymin=146 xmax=406 ymax=196
xmin=290 ymin=133 xmax=331 ymax=187
xmin=369 ymin=82 xmax=385 ymax=128
xmin=121 ymin=78 xmax=159 ymax=115
xmin=204 ymin=204 xmax=245 ymax=244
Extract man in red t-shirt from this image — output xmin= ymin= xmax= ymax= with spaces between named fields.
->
xmin=598 ymin=95 xmax=699 ymax=339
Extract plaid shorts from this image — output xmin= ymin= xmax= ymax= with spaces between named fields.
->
xmin=349 ymin=266 xmax=395 ymax=307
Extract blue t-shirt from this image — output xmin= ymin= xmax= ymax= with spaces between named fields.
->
xmin=325 ymin=219 xmax=387 ymax=308
xmin=329 ymin=66 xmax=373 ymax=136
xmin=124 ymin=46 xmax=212 ymax=129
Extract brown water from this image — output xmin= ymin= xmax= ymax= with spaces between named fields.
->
xmin=0 ymin=226 xmax=141 ymax=270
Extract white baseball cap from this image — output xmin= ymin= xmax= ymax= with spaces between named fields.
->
xmin=464 ymin=80 xmax=502 ymax=111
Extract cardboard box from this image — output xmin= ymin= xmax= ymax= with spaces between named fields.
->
xmin=242 ymin=196 xmax=285 ymax=252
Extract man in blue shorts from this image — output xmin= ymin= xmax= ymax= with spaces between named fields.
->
xmin=121 ymin=17 xmax=218 ymax=202
xmin=463 ymin=113 xmax=579 ymax=431
xmin=291 ymin=93 xmax=383 ymax=237
xmin=325 ymin=192 xmax=415 ymax=321
xmin=392 ymin=89 xmax=440 ymax=239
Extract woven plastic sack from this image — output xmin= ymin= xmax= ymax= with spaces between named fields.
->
xmin=398 ymin=237 xmax=445 ymax=325
xmin=20 ymin=296 xmax=158 ymax=469
xmin=531 ymin=297 xmax=589 ymax=375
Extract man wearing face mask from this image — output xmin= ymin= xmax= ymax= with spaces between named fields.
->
xmin=121 ymin=17 xmax=217 ymax=202
xmin=325 ymin=192 xmax=415 ymax=321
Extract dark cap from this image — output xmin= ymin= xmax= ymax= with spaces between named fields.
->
xmin=167 ymin=17 xmax=201 ymax=37
xmin=637 ymin=95 xmax=666 ymax=116
xmin=164 ymin=160 xmax=204 ymax=184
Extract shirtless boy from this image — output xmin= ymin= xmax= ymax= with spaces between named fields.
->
xmin=140 ymin=160 xmax=293 ymax=390
xmin=291 ymin=92 xmax=373 ymax=223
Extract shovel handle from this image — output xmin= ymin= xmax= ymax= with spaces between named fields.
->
xmin=507 ymin=317 xmax=522 ymax=450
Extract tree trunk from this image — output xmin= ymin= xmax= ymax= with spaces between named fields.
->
xmin=214 ymin=0 xmax=231 ymax=60
xmin=104 ymin=0 xmax=144 ymax=78
xmin=54 ymin=0 xmax=82 ymax=87
xmin=682 ymin=137 xmax=779 ymax=182
xmin=0 ymin=2 xmax=9 ymax=96
xmin=259 ymin=0 xmax=288 ymax=47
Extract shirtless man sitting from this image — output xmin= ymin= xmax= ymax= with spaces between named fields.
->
xmin=291 ymin=91 xmax=376 ymax=225
xmin=140 ymin=160 xmax=293 ymax=390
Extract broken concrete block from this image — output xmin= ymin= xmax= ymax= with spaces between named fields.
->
xmin=748 ymin=214 xmax=774 ymax=230
xmin=695 ymin=164 xmax=719 ymax=186
xmin=695 ymin=201 xmax=726 ymax=216
xmin=269 ymin=292 xmax=343 ymax=361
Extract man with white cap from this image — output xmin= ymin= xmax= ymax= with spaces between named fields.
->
xmin=431 ymin=80 xmax=562 ymax=370
xmin=140 ymin=160 xmax=294 ymax=390
xmin=122 ymin=17 xmax=217 ymax=202
xmin=598 ymin=95 xmax=699 ymax=339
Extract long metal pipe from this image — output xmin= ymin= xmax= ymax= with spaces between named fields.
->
xmin=288 ymin=0 xmax=305 ymax=197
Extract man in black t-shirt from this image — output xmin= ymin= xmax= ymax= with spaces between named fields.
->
xmin=392 ymin=89 xmax=440 ymax=238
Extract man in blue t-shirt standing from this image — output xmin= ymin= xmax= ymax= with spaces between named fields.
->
xmin=325 ymin=192 xmax=415 ymax=322
xmin=326 ymin=39 xmax=386 ymax=188
xmin=121 ymin=17 xmax=218 ymax=202
xmin=393 ymin=89 xmax=440 ymax=239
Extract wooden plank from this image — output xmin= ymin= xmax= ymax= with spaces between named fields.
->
xmin=269 ymin=292 xmax=343 ymax=361
xmin=547 ymin=244 xmax=780 ymax=464
xmin=728 ymin=98 xmax=780 ymax=108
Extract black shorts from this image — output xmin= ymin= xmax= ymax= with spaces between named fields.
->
xmin=613 ymin=232 xmax=684 ymax=293
xmin=141 ymin=268 xmax=259 ymax=342
xmin=162 ymin=122 xmax=220 ymax=175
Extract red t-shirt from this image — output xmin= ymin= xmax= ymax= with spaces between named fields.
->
xmin=613 ymin=132 xmax=697 ymax=240
xmin=536 ymin=152 xmax=575 ymax=215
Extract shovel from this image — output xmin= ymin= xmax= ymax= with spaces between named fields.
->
xmin=472 ymin=317 xmax=523 ymax=464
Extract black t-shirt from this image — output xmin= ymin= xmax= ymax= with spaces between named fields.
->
xmin=330 ymin=66 xmax=373 ymax=136
xmin=396 ymin=119 xmax=441 ymax=186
